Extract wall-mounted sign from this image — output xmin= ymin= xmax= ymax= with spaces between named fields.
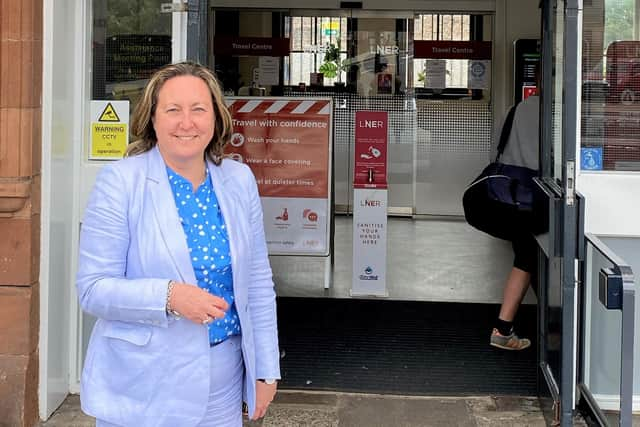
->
xmin=370 ymin=45 xmax=400 ymax=55
xmin=468 ymin=60 xmax=491 ymax=90
xmin=89 ymin=100 xmax=129 ymax=160
xmin=424 ymin=60 xmax=446 ymax=89
xmin=322 ymin=21 xmax=339 ymax=36
xmin=105 ymin=35 xmax=171 ymax=83
xmin=581 ymin=147 xmax=603 ymax=170
xmin=514 ymin=39 xmax=540 ymax=103
xmin=414 ymin=41 xmax=492 ymax=60
xmin=522 ymin=85 xmax=537 ymax=100
xmin=225 ymin=97 xmax=332 ymax=255
xmin=258 ymin=56 xmax=279 ymax=86
xmin=214 ymin=36 xmax=290 ymax=56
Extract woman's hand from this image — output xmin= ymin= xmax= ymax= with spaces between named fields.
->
xmin=251 ymin=380 xmax=277 ymax=420
xmin=168 ymin=282 xmax=229 ymax=325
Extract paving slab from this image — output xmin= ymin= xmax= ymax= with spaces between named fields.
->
xmin=40 ymin=391 xmax=559 ymax=427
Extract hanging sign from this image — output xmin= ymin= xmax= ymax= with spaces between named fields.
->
xmin=414 ymin=41 xmax=492 ymax=59
xmin=89 ymin=100 xmax=129 ymax=160
xmin=214 ymin=36 xmax=290 ymax=56
xmin=352 ymin=111 xmax=388 ymax=296
xmin=225 ymin=97 xmax=332 ymax=256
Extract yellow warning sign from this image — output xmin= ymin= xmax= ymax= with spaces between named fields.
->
xmin=90 ymin=100 xmax=129 ymax=159
xmin=91 ymin=123 xmax=128 ymax=158
xmin=98 ymin=103 xmax=121 ymax=122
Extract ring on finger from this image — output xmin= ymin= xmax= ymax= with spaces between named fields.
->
xmin=202 ymin=316 xmax=214 ymax=325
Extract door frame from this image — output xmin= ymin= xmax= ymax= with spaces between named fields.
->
xmin=537 ymin=0 xmax=581 ymax=425
xmin=52 ymin=0 xmax=191 ymax=401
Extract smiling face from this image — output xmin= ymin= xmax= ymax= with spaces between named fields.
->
xmin=152 ymin=75 xmax=215 ymax=168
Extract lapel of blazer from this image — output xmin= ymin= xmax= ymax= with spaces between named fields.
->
xmin=208 ymin=160 xmax=242 ymax=292
xmin=146 ymin=146 xmax=197 ymax=284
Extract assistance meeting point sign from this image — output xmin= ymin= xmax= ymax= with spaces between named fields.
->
xmin=90 ymin=100 xmax=129 ymax=159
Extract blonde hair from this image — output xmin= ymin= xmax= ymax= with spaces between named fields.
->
xmin=127 ymin=62 xmax=233 ymax=165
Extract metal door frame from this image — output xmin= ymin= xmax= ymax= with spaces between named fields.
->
xmin=537 ymin=1 xmax=582 ymax=425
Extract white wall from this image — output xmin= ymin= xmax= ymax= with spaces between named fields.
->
xmin=493 ymin=0 xmax=541 ymax=126
xmin=578 ymin=173 xmax=640 ymax=237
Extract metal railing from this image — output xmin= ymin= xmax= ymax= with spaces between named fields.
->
xmin=579 ymin=233 xmax=635 ymax=427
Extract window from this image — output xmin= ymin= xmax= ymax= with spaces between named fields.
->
xmin=581 ymin=0 xmax=640 ymax=171
xmin=414 ymin=14 xmax=471 ymax=88
xmin=92 ymin=0 xmax=172 ymax=106
xmin=285 ymin=16 xmax=348 ymax=85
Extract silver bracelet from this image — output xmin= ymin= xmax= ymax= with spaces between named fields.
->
xmin=166 ymin=280 xmax=181 ymax=317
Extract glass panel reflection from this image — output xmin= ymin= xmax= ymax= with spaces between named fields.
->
xmin=581 ymin=0 xmax=640 ymax=171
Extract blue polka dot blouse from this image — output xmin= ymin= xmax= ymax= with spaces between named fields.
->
xmin=167 ymin=166 xmax=241 ymax=345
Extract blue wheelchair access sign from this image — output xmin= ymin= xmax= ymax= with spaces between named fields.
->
xmin=581 ymin=147 xmax=603 ymax=170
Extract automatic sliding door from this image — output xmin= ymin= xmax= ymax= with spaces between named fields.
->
xmin=349 ymin=11 xmax=415 ymax=214
xmin=413 ymin=13 xmax=494 ymax=216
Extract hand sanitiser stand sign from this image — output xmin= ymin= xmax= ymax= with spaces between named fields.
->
xmin=352 ymin=111 xmax=388 ymax=297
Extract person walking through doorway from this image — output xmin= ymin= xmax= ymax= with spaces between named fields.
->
xmin=490 ymin=89 xmax=540 ymax=351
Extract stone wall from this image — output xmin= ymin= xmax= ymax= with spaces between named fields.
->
xmin=0 ymin=0 xmax=42 ymax=426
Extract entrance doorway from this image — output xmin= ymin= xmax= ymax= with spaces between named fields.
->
xmin=211 ymin=8 xmax=509 ymax=302
xmin=212 ymin=9 xmax=494 ymax=217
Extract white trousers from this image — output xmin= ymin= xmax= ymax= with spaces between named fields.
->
xmin=96 ymin=335 xmax=244 ymax=427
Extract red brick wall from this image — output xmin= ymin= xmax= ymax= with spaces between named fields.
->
xmin=0 ymin=0 xmax=43 ymax=426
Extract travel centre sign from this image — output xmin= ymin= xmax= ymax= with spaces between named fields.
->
xmin=414 ymin=41 xmax=492 ymax=60
xmin=225 ymin=97 xmax=332 ymax=256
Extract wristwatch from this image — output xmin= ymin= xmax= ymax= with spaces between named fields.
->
xmin=258 ymin=378 xmax=277 ymax=385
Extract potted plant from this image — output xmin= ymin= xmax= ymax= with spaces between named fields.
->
xmin=319 ymin=39 xmax=348 ymax=85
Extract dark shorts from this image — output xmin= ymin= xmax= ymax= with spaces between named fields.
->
xmin=511 ymin=232 xmax=537 ymax=274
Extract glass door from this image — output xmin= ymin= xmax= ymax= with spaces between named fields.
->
xmin=79 ymin=0 xmax=182 ymax=381
xmin=348 ymin=11 xmax=414 ymax=214
xmin=536 ymin=1 xmax=581 ymax=425
xmin=412 ymin=12 xmax=493 ymax=216
xmin=282 ymin=10 xmax=414 ymax=214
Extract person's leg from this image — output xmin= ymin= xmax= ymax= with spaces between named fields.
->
xmin=490 ymin=233 xmax=536 ymax=350
xmin=498 ymin=267 xmax=531 ymax=322
xmin=197 ymin=335 xmax=244 ymax=427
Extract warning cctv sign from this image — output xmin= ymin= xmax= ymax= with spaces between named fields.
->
xmin=90 ymin=100 xmax=129 ymax=159
xmin=98 ymin=103 xmax=121 ymax=122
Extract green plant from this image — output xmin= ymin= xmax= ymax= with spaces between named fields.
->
xmin=319 ymin=39 xmax=347 ymax=82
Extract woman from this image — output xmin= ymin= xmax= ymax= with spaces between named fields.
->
xmin=76 ymin=62 xmax=280 ymax=426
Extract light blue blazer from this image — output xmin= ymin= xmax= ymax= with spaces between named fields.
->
xmin=76 ymin=146 xmax=280 ymax=426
